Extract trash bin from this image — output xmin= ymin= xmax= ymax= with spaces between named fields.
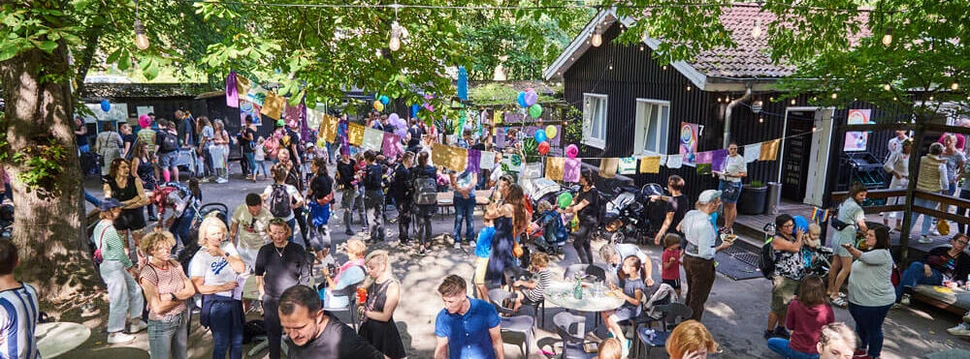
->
xmin=766 ymin=182 xmax=782 ymax=215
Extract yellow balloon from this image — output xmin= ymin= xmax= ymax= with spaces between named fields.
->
xmin=374 ymin=101 xmax=384 ymax=112
xmin=545 ymin=125 xmax=558 ymax=139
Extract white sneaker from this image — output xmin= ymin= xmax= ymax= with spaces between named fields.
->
xmin=128 ymin=318 xmax=148 ymax=333
xmin=948 ymin=323 xmax=970 ymax=336
xmin=215 ymin=178 xmax=229 ymax=184
xmin=453 ymin=242 xmax=461 ymax=249
xmin=107 ymin=332 xmax=137 ymax=344
xmin=901 ymin=293 xmax=911 ymax=306
xmin=918 ymin=235 xmax=934 ymax=244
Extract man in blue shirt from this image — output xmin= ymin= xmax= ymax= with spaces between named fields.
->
xmin=434 ymin=275 xmax=503 ymax=359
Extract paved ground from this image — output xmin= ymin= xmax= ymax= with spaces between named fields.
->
xmin=69 ymin=166 xmax=970 ymax=359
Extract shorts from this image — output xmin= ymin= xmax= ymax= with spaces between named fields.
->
xmin=719 ymin=180 xmax=742 ymax=204
xmin=115 ymin=208 xmax=146 ymax=231
xmin=612 ymin=305 xmax=639 ymax=322
xmin=157 ymin=151 xmax=178 ymax=168
xmin=473 ymin=257 xmax=489 ymax=285
xmin=771 ymin=276 xmax=800 ymax=317
xmin=662 ymin=278 xmax=681 ymax=289
xmin=306 ymin=224 xmax=331 ymax=252
xmin=832 ymin=231 xmax=855 ymax=257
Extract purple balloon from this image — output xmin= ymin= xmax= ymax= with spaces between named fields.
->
xmin=525 ymin=90 xmax=538 ymax=107
xmin=394 ymin=126 xmax=408 ymax=139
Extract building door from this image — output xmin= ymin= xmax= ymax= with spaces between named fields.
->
xmin=781 ymin=113 xmax=815 ymax=201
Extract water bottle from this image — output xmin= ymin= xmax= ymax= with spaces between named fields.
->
xmin=573 ymin=278 xmax=583 ymax=300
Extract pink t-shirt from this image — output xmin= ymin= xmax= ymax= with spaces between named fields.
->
xmin=139 ymin=260 xmax=188 ymax=320
xmin=661 ymin=248 xmax=681 ymax=281
xmin=786 ymin=299 xmax=835 ymax=354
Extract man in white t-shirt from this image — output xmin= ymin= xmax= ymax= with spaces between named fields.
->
xmin=230 ymin=193 xmax=273 ymax=270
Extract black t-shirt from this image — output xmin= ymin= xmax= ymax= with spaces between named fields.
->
xmin=123 ymin=134 xmax=137 ymax=153
xmin=336 ymin=159 xmax=357 ymax=188
xmin=576 ymin=187 xmax=600 ymax=224
xmin=179 ymin=118 xmax=196 ymax=146
xmin=283 ymin=128 xmax=302 ymax=163
xmin=309 ymin=173 xmax=333 ymax=201
xmin=254 ymin=243 xmax=309 ymax=299
xmin=391 ymin=164 xmax=411 ymax=202
xmin=667 ymin=194 xmax=690 ymax=235
xmin=240 ymin=127 xmax=257 ymax=153
xmin=286 ymin=317 xmax=384 ymax=359
xmin=407 ymin=125 xmax=423 ymax=148
xmin=363 ymin=163 xmax=383 ymax=191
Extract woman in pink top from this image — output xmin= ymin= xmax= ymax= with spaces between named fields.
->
xmin=767 ymin=276 xmax=835 ymax=359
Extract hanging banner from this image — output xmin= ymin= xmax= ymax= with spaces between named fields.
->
xmin=695 ymin=151 xmax=713 ymax=165
xmin=348 ymin=123 xmax=365 ymax=146
xmin=760 ymin=139 xmax=781 ymax=161
xmin=618 ymin=157 xmax=637 ymax=174
xmin=226 ymin=71 xmax=239 ymax=108
xmin=844 ymin=109 xmax=872 ymax=152
xmin=666 ymin=154 xmax=684 ymax=169
xmin=564 ymin=158 xmax=581 ymax=182
xmin=480 ymin=151 xmax=496 ymax=170
xmin=260 ymin=91 xmax=285 ymax=120
xmin=433 ymin=143 xmax=468 ymax=172
xmin=639 ymin=156 xmax=661 ymax=173
xmin=319 ymin=115 xmax=338 ymax=142
xmin=382 ymin=132 xmax=403 ymax=159
xmin=599 ymin=158 xmax=618 ymax=178
xmin=467 ymin=149 xmax=482 ymax=173
xmin=679 ymin=122 xmax=699 ymax=166
xmin=362 ymin=128 xmax=384 ymax=152
xmin=744 ymin=143 xmax=762 ymax=163
xmin=545 ymin=157 xmax=565 ymax=181
xmin=239 ymin=100 xmax=262 ymax=126
xmin=711 ymin=149 xmax=728 ymax=171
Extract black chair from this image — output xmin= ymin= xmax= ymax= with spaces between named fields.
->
xmin=554 ymin=312 xmax=596 ymax=359
xmin=563 ymin=264 xmax=607 ymax=283
xmin=487 ymin=288 xmax=536 ymax=357
xmin=634 ymin=303 xmax=693 ymax=358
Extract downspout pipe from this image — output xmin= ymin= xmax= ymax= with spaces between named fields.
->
xmin=723 ymin=85 xmax=753 ymax=148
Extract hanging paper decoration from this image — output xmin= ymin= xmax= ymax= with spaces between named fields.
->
xmin=260 ymin=91 xmax=285 ymax=120
xmin=382 ymin=132 xmax=403 ymax=158
xmin=236 ymin=74 xmax=252 ymax=102
xmin=599 ymin=158 xmax=619 ymax=178
xmin=493 ymin=110 xmax=503 ymax=125
xmin=545 ymin=157 xmax=565 ymax=181
xmin=695 ymin=151 xmax=713 ymax=165
xmin=545 ymin=125 xmax=558 ymax=139
xmin=239 ymin=100 xmax=262 ymax=127
xmin=495 ymin=127 xmax=506 ymax=148
xmin=679 ymin=122 xmax=699 ymax=166
xmin=564 ymin=158 xmax=581 ymax=182
xmin=226 ymin=71 xmax=239 ymax=108
xmin=433 ymin=143 xmax=468 ymax=172
xmin=457 ymin=66 xmax=469 ymax=101
xmin=467 ymin=149 xmax=481 ymax=173
xmin=618 ymin=157 xmax=637 ymax=174
xmin=711 ymin=149 xmax=728 ymax=171
xmin=480 ymin=151 xmax=496 ymax=170
xmin=523 ymin=163 xmax=542 ymax=179
xmin=744 ymin=143 xmax=762 ymax=163
xmin=528 ymin=104 xmax=543 ymax=119
xmin=760 ymin=139 xmax=781 ymax=161
xmin=284 ymin=103 xmax=304 ymax=125
xmin=666 ymin=154 xmax=684 ymax=169
xmin=640 ymin=156 xmax=661 ymax=173
xmin=362 ymin=128 xmax=384 ymax=152
xmin=348 ymin=123 xmax=365 ymax=146
xmin=319 ymin=114 xmax=339 ymax=142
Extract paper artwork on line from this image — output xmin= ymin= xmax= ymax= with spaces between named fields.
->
xmin=744 ymin=143 xmax=762 ymax=163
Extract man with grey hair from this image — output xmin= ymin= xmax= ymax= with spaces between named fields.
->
xmin=678 ymin=189 xmax=733 ymax=321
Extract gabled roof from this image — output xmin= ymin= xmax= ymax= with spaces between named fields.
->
xmin=544 ymin=4 xmax=870 ymax=91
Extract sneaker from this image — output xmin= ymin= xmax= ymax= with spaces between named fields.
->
xmin=764 ymin=329 xmax=774 ymax=340
xmin=199 ymin=177 xmax=211 ymax=183
xmin=948 ymin=323 xmax=970 ymax=336
xmin=453 ymin=242 xmax=461 ymax=249
xmin=215 ymin=178 xmax=229 ymax=184
xmin=773 ymin=327 xmax=791 ymax=339
xmin=344 ymin=229 xmax=355 ymax=236
xmin=107 ymin=332 xmax=137 ymax=344
xmin=918 ymin=235 xmax=934 ymax=244
xmin=128 ymin=318 xmax=148 ymax=333
xmin=901 ymin=293 xmax=911 ymax=306
xmin=148 ymin=216 xmax=158 ymax=222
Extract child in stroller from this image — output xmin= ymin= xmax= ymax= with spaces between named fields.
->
xmin=151 ymin=179 xmax=202 ymax=249
xmin=532 ymin=201 xmax=568 ymax=254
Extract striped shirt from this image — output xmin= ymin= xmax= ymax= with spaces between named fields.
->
xmin=139 ymin=261 xmax=188 ymax=320
xmin=93 ymin=220 xmax=132 ymax=268
xmin=523 ymin=269 xmax=552 ymax=303
xmin=0 ymin=283 xmax=40 ymax=359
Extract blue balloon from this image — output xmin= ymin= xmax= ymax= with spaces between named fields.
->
xmin=793 ymin=215 xmax=810 ymax=233
xmin=534 ymin=129 xmax=547 ymax=143
xmin=517 ymin=92 xmax=527 ymax=108
xmin=100 ymin=99 xmax=111 ymax=112
xmin=380 ymin=95 xmax=390 ymax=105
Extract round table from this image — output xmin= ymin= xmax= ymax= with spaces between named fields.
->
xmin=544 ymin=281 xmax=625 ymax=313
xmin=36 ymin=322 xmax=90 ymax=358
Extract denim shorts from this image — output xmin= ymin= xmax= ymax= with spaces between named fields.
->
xmin=157 ymin=151 xmax=179 ymax=168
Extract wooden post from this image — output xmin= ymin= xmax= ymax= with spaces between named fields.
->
xmin=899 ymin=121 xmax=923 ymax=262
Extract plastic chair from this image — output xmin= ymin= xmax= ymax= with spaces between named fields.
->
xmin=487 ymin=288 xmax=535 ymax=357
xmin=634 ymin=303 xmax=693 ymax=358
xmin=554 ymin=312 xmax=596 ymax=359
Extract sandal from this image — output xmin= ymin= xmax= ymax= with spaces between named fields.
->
xmin=830 ymin=296 xmax=848 ymax=307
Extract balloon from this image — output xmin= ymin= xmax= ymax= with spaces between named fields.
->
xmin=517 ymin=91 xmax=527 ymax=108
xmin=380 ymin=95 xmax=390 ymax=105
xmin=374 ymin=101 xmax=384 ymax=112
xmin=394 ymin=126 xmax=408 ymax=139
xmin=792 ymin=215 xmax=810 ymax=233
xmin=138 ymin=114 xmax=151 ymax=129
xmin=545 ymin=125 xmax=558 ymax=139
xmin=534 ymin=129 xmax=547 ymax=143
xmin=528 ymin=103 xmax=543 ymax=119
xmin=100 ymin=99 xmax=111 ymax=112
xmin=565 ymin=144 xmax=579 ymax=159
xmin=525 ymin=90 xmax=538 ymax=107
xmin=538 ymin=141 xmax=550 ymax=155
xmin=557 ymin=192 xmax=574 ymax=209
xmin=388 ymin=113 xmax=400 ymax=124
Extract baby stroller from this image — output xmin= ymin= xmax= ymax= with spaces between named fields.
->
xmin=531 ymin=209 xmax=568 ymax=254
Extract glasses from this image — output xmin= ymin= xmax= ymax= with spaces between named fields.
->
xmin=782 ymin=223 xmax=795 ymax=228
xmin=957 ymin=240 xmax=969 ymax=246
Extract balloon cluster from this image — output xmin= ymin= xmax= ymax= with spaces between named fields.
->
xmin=516 ymin=88 xmax=543 ymax=119
xmin=532 ymin=124 xmax=560 ymax=155
xmin=373 ymin=95 xmax=390 ymax=111
xmin=388 ymin=113 xmax=408 ymax=138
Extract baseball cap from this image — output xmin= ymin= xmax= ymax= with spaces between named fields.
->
xmin=698 ymin=190 xmax=722 ymax=204
xmin=276 ymin=119 xmax=285 ymax=127
xmin=99 ymin=198 xmax=123 ymax=211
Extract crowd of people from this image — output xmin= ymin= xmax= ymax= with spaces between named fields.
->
xmin=0 ymin=110 xmax=944 ymax=359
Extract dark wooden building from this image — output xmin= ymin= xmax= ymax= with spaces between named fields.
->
xmin=544 ymin=7 xmax=902 ymax=209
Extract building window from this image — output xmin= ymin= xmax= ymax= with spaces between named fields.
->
xmin=634 ymin=99 xmax=670 ymax=156
xmin=583 ymin=93 xmax=608 ymax=149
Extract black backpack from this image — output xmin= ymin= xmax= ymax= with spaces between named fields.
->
xmin=759 ymin=237 xmax=776 ymax=279
xmin=268 ymin=184 xmax=292 ymax=218
xmin=413 ymin=174 xmax=438 ymax=205
xmin=158 ymin=130 xmax=179 ymax=152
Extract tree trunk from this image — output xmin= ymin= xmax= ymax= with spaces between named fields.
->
xmin=0 ymin=37 xmax=99 ymax=306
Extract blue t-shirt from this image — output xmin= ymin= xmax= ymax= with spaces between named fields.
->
xmin=435 ymin=297 xmax=501 ymax=359
xmin=475 ymin=227 xmax=495 ymax=258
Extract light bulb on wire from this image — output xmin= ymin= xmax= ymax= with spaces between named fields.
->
xmin=951 ymin=82 xmax=960 ymax=91
xmin=882 ymin=28 xmax=893 ymax=46
xmin=591 ymin=33 xmax=603 ymax=47
xmin=884 ymin=84 xmax=891 ymax=91
xmin=134 ymin=19 xmax=150 ymax=50
xmin=751 ymin=18 xmax=763 ymax=38
xmin=389 ymin=21 xmax=403 ymax=51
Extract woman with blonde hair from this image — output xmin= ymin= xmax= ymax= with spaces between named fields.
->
xmin=139 ymin=230 xmax=196 ymax=359
xmin=189 ymin=216 xmax=247 ymax=359
xmin=666 ymin=320 xmax=719 ymax=359
xmin=94 ymin=198 xmax=146 ymax=344
xmin=320 ymin=238 xmax=368 ymax=308
xmin=358 ymin=250 xmax=407 ymax=359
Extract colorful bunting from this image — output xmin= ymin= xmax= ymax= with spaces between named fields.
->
xmin=480 ymin=151 xmax=496 ymax=170
xmin=618 ymin=157 xmax=637 ymax=174
xmin=695 ymin=151 xmax=713 ymax=165
xmin=564 ymin=158 xmax=580 ymax=182
xmin=348 ymin=123 xmax=365 ymax=146
xmin=599 ymin=158 xmax=618 ymax=178
xmin=226 ymin=71 xmax=239 ymax=108
xmin=382 ymin=132 xmax=403 ymax=158
xmin=433 ymin=143 xmax=468 ymax=172
xmin=639 ymin=156 xmax=661 ymax=173
xmin=319 ymin=115 xmax=338 ymax=142
xmin=362 ymin=128 xmax=383 ymax=152
xmin=666 ymin=154 xmax=683 ymax=169
xmin=760 ymin=139 xmax=781 ymax=161
xmin=546 ymin=157 xmax=565 ymax=181
xmin=467 ymin=149 xmax=482 ymax=173
xmin=744 ymin=143 xmax=762 ymax=163
xmin=811 ymin=207 xmax=831 ymax=224
xmin=260 ymin=91 xmax=285 ymax=120
xmin=711 ymin=149 xmax=728 ymax=171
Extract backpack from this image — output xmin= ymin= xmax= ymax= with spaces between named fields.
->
xmin=759 ymin=237 xmax=776 ymax=279
xmin=413 ymin=174 xmax=438 ymax=205
xmin=268 ymin=184 xmax=292 ymax=218
xmin=158 ymin=130 xmax=179 ymax=152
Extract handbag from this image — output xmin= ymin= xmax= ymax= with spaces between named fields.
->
xmin=512 ymin=239 xmax=524 ymax=258
xmin=93 ymin=225 xmax=109 ymax=264
xmin=316 ymin=191 xmax=334 ymax=206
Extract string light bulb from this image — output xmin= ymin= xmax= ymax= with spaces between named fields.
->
xmin=881 ymin=27 xmax=893 ymax=46
xmin=134 ymin=20 xmax=150 ymax=50
xmin=790 ymin=99 xmax=796 ymax=105
xmin=759 ymin=117 xmax=764 ymax=123
xmin=591 ymin=25 xmax=603 ymax=47
xmin=883 ymin=84 xmax=891 ymax=91
xmin=831 ymin=93 xmax=838 ymax=99
xmin=389 ymin=21 xmax=403 ymax=51
xmin=751 ymin=18 xmax=763 ymax=38
xmin=951 ymin=82 xmax=959 ymax=91
xmin=686 ymin=85 xmax=691 ymax=92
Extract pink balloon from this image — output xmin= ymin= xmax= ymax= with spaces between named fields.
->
xmin=566 ymin=144 xmax=579 ymax=159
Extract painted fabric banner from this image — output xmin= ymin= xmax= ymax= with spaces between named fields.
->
xmin=433 ymin=143 xmax=468 ymax=172
xmin=564 ymin=158 xmax=581 ymax=182
xmin=679 ymin=122 xmax=699 ymax=166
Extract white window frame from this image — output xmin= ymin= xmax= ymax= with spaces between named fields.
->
xmin=633 ymin=98 xmax=671 ymax=156
xmin=582 ymin=93 xmax=608 ymax=149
